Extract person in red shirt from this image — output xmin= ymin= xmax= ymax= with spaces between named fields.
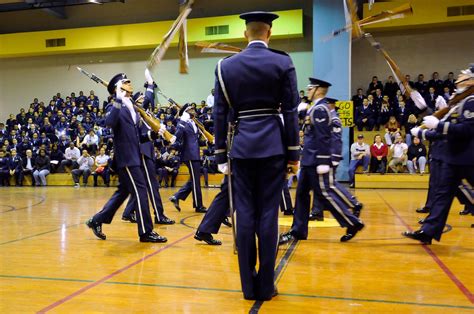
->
xmin=370 ymin=134 xmax=388 ymax=174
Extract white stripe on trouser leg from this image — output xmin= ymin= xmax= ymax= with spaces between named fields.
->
xmin=281 ymin=190 xmax=287 ymax=211
xmin=318 ymin=173 xmax=353 ymax=226
xmin=329 ymin=168 xmax=354 ymax=207
xmin=188 ymin=161 xmax=198 ymax=207
xmin=458 ymin=184 xmax=474 ymax=204
xmin=142 ymin=156 xmax=160 ymax=220
xmin=125 ymin=166 xmax=146 ymax=234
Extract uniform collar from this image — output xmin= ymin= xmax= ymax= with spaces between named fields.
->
xmin=247 ymin=40 xmax=268 ymax=48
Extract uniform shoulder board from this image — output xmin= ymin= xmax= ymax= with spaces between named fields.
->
xmin=268 ymin=48 xmax=290 ymax=57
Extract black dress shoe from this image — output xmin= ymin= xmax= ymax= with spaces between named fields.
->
xmin=353 ymin=202 xmax=363 ymax=218
xmin=278 ymin=231 xmax=301 ymax=245
xmin=140 ymin=231 xmax=167 ymax=243
xmin=194 ymin=231 xmax=222 ymax=245
xmin=155 ymin=216 xmax=175 ymax=225
xmin=283 ymin=209 xmax=294 ymax=216
xmin=309 ymin=213 xmax=324 ymax=221
xmin=416 ymin=207 xmax=430 ymax=213
xmin=222 ymin=217 xmax=232 ymax=228
xmin=195 ymin=206 xmax=207 ymax=213
xmin=86 ymin=218 xmax=106 ymax=240
xmin=418 ymin=218 xmax=426 ymax=225
xmin=340 ymin=221 xmax=365 ymax=242
xmin=169 ymin=196 xmax=181 ymax=212
xmin=122 ymin=213 xmax=137 ymax=223
xmin=402 ymin=230 xmax=432 ymax=244
xmin=459 ymin=208 xmax=473 ymax=215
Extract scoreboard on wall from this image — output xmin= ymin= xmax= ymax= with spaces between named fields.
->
xmin=335 ymin=101 xmax=354 ymax=127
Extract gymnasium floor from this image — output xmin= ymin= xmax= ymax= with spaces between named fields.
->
xmin=0 ymin=187 xmax=473 ymax=313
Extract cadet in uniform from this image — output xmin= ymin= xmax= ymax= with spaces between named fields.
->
xmin=169 ymin=104 xmax=207 ymax=213
xmin=213 ymin=11 xmax=300 ymax=300
xmin=403 ymin=65 xmax=474 ymax=244
xmin=121 ymin=70 xmax=174 ymax=225
xmin=279 ymin=79 xmax=364 ymax=245
xmin=86 ymin=73 xmax=167 ymax=243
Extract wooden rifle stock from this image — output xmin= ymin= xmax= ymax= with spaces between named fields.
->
xmin=134 ymin=105 xmax=174 ymax=142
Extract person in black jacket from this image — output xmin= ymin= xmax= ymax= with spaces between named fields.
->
xmin=33 ymin=148 xmax=50 ymax=186
xmin=0 ymin=150 xmax=10 ymax=186
xmin=8 ymin=149 xmax=23 ymax=186
xmin=406 ymin=136 xmax=427 ymax=174
xmin=49 ymin=143 xmax=64 ymax=173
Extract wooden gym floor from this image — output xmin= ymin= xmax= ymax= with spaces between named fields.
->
xmin=0 ymin=187 xmax=473 ymax=313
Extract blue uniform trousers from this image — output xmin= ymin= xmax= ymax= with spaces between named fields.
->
xmin=292 ymin=166 xmax=360 ymax=239
xmin=174 ymin=160 xmax=203 ymax=208
xmin=232 ymin=156 xmax=285 ymax=300
xmin=93 ymin=166 xmax=153 ymax=237
xmin=123 ymin=155 xmax=165 ymax=220
xmin=422 ymin=162 xmax=474 ymax=241
xmin=198 ymin=176 xmax=229 ymax=234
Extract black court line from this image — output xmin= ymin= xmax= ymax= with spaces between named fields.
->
xmin=0 ymin=195 xmax=46 ymax=213
xmin=249 ymin=239 xmax=299 ymax=314
xmin=179 ymin=214 xmax=201 ymax=230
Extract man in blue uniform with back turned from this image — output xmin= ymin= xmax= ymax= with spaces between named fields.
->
xmin=403 ymin=64 xmax=474 ymax=244
xmin=213 ymin=11 xmax=300 ymax=301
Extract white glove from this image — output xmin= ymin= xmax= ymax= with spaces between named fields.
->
xmin=181 ymin=111 xmax=191 ymax=122
xmin=316 ymin=165 xmax=330 ymax=174
xmin=115 ymin=80 xmax=127 ymax=101
xmin=332 ymin=161 xmax=339 ymax=167
xmin=218 ymin=163 xmax=228 ymax=174
xmin=435 ymin=96 xmax=447 ymax=110
xmin=423 ymin=116 xmax=440 ymax=129
xmin=410 ymin=126 xmax=420 ymax=137
xmin=297 ymin=102 xmax=308 ymax=112
xmin=410 ymin=90 xmax=427 ymax=110
xmin=169 ymin=136 xmax=176 ymax=144
xmin=145 ymin=68 xmax=154 ymax=85
xmin=158 ymin=124 xmax=166 ymax=136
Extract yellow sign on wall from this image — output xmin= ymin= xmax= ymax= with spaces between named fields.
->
xmin=336 ymin=101 xmax=354 ymax=127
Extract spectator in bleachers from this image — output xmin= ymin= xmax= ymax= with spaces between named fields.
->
xmin=164 ymin=147 xmax=180 ymax=188
xmin=22 ymin=149 xmax=35 ymax=185
xmin=71 ymin=149 xmax=94 ymax=187
xmin=58 ymin=135 xmax=70 ymax=153
xmin=424 ymin=86 xmax=437 ymax=110
xmin=59 ymin=142 xmax=80 ymax=173
xmin=0 ymin=150 xmax=9 ymax=186
xmin=405 ymin=74 xmax=415 ymax=88
xmin=414 ymin=74 xmax=428 ymax=96
xmin=373 ymin=88 xmax=383 ymax=107
xmin=49 ymin=143 xmax=64 ymax=173
xmin=388 ymin=133 xmax=408 ymax=173
xmin=404 ymin=114 xmax=419 ymax=146
xmin=442 ymin=86 xmax=451 ymax=101
xmin=370 ymin=134 xmax=388 ymax=174
xmin=377 ymin=100 xmax=392 ymax=129
xmin=428 ymin=71 xmax=444 ymax=95
xmin=33 ymin=148 xmax=50 ymax=186
xmin=384 ymin=75 xmax=399 ymax=100
xmin=8 ymin=149 xmax=23 ymax=186
xmin=406 ymin=136 xmax=427 ymax=175
xmin=0 ymin=123 xmax=6 ymax=137
xmin=349 ymin=134 xmax=370 ymax=187
xmin=355 ymin=98 xmax=376 ymax=131
xmin=367 ymin=76 xmax=383 ymax=96
xmin=81 ymin=129 xmax=99 ymax=154
xmin=395 ymin=99 xmax=410 ymax=128
xmin=444 ymin=71 xmax=455 ymax=93
xmin=351 ymin=88 xmax=365 ymax=108
xmin=92 ymin=147 xmax=110 ymax=187
xmin=155 ymin=148 xmax=168 ymax=188
xmin=384 ymin=116 xmax=400 ymax=145
xmin=206 ymin=88 xmax=215 ymax=109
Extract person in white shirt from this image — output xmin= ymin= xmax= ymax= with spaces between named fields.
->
xmin=22 ymin=149 xmax=35 ymax=185
xmin=93 ymin=147 xmax=110 ymax=187
xmin=206 ymin=88 xmax=215 ymax=108
xmin=71 ymin=149 xmax=94 ymax=187
xmin=348 ymin=134 xmax=370 ymax=187
xmin=59 ymin=142 xmax=81 ymax=172
xmin=81 ymin=129 xmax=99 ymax=154
xmin=388 ymin=133 xmax=408 ymax=173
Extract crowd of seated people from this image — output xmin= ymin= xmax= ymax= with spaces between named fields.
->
xmin=0 ymin=89 xmax=218 ymax=187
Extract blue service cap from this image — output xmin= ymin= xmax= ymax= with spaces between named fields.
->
xmin=239 ymin=11 xmax=279 ymax=26
xmin=461 ymin=63 xmax=474 ymax=77
xmin=308 ymin=77 xmax=332 ymax=88
xmin=132 ymin=92 xmax=143 ymax=103
xmin=107 ymin=73 xmax=128 ymax=95
xmin=179 ymin=103 xmax=192 ymax=116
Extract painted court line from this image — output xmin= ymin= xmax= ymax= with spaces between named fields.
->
xmin=377 ymin=192 xmax=474 ymax=304
xmin=0 ymin=223 xmax=81 ymax=246
xmin=2 ymin=274 xmax=473 ymax=310
xmin=36 ymin=232 xmax=194 ymax=313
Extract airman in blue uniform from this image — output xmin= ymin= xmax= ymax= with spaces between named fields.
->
xmin=213 ymin=11 xmax=300 ymax=301
xmin=403 ymin=64 xmax=474 ymax=244
xmin=86 ymin=73 xmax=167 ymax=243
xmin=279 ymin=79 xmax=364 ymax=245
